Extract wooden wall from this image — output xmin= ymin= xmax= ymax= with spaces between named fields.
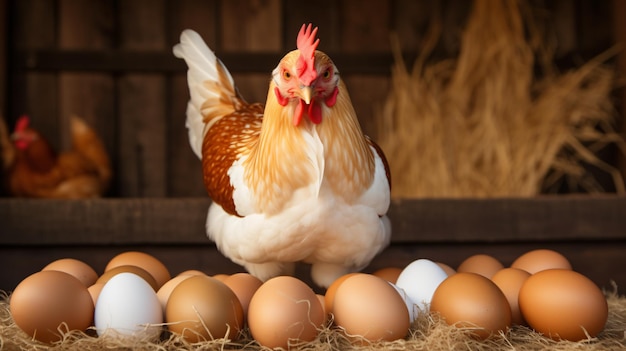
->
xmin=1 ymin=1 xmax=626 ymax=293
xmin=2 ymin=0 xmax=619 ymax=197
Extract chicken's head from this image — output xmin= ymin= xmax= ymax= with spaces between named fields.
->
xmin=272 ymin=24 xmax=340 ymax=126
xmin=11 ymin=115 xmax=38 ymax=150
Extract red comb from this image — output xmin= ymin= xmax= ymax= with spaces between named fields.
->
xmin=14 ymin=115 xmax=30 ymax=132
xmin=296 ymin=23 xmax=319 ymax=86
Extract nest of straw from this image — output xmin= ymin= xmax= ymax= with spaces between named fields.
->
xmin=379 ymin=0 xmax=624 ymax=198
xmin=1 ymin=288 xmax=626 ymax=351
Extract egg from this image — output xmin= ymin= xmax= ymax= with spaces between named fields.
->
xmin=10 ymin=270 xmax=94 ymax=343
xmin=518 ymin=269 xmax=608 ymax=341
xmin=223 ymin=273 xmax=263 ymax=320
xmin=436 ymin=262 xmax=457 ymax=276
xmin=491 ymin=268 xmax=531 ymax=325
xmin=395 ymin=259 xmax=448 ymax=312
xmin=105 ymin=251 xmax=171 ymax=288
xmin=212 ymin=274 xmax=230 ymax=282
xmin=166 ymin=275 xmax=243 ymax=342
xmin=324 ymin=273 xmax=359 ymax=316
xmin=389 ymin=282 xmax=418 ymax=323
xmin=177 ymin=269 xmax=207 ymax=277
xmin=94 ymin=272 xmax=163 ymax=340
xmin=457 ymin=254 xmax=504 ymax=279
xmin=511 ymin=249 xmax=572 ymax=274
xmin=156 ymin=274 xmax=194 ymax=311
xmin=97 ymin=265 xmax=159 ymax=291
xmin=316 ymin=294 xmax=327 ymax=318
xmin=42 ymin=258 xmax=98 ymax=287
xmin=372 ymin=267 xmax=403 ymax=284
xmin=88 ymin=283 xmax=105 ymax=306
xmin=430 ymin=272 xmax=511 ymax=339
xmin=332 ymin=274 xmax=410 ymax=343
xmin=247 ymin=276 xmax=324 ymax=349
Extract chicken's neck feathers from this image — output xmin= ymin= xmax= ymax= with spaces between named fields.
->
xmin=243 ymin=79 xmax=374 ymax=214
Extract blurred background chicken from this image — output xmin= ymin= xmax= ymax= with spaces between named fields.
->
xmin=0 ymin=115 xmax=111 ymax=198
xmin=174 ymin=24 xmax=391 ymax=287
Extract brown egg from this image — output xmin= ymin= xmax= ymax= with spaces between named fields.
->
xmin=223 ymin=273 xmax=263 ymax=320
xmin=518 ymin=269 xmax=608 ymax=341
xmin=457 ymin=254 xmax=504 ymax=279
xmin=332 ymin=274 xmax=410 ymax=343
xmin=324 ymin=273 xmax=358 ymax=316
xmin=177 ymin=269 xmax=206 ymax=277
xmin=105 ymin=251 xmax=171 ymax=288
xmin=247 ymin=276 xmax=324 ymax=349
xmin=511 ymin=249 xmax=572 ymax=274
xmin=166 ymin=275 xmax=243 ymax=342
xmin=431 ymin=272 xmax=511 ymax=339
xmin=317 ymin=294 xmax=327 ymax=318
xmin=491 ymin=268 xmax=531 ymax=325
xmin=212 ymin=274 xmax=230 ymax=282
xmin=10 ymin=271 xmax=94 ymax=343
xmin=156 ymin=274 xmax=194 ymax=310
xmin=372 ymin=267 xmax=403 ymax=284
xmin=97 ymin=265 xmax=159 ymax=291
xmin=436 ymin=262 xmax=457 ymax=276
xmin=42 ymin=258 xmax=98 ymax=287
xmin=87 ymin=283 xmax=105 ymax=307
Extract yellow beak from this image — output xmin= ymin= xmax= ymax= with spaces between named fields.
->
xmin=300 ymin=86 xmax=313 ymax=105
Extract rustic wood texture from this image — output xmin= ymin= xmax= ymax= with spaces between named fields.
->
xmin=4 ymin=0 xmax=619 ymax=197
xmin=0 ymin=0 xmax=5 ymax=118
xmin=1 ymin=0 xmax=625 ymax=296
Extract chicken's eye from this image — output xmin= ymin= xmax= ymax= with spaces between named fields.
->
xmin=322 ymin=69 xmax=332 ymax=80
xmin=283 ymin=70 xmax=292 ymax=80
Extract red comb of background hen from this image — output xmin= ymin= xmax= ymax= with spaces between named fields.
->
xmin=14 ymin=115 xmax=30 ymax=132
xmin=296 ymin=24 xmax=319 ymax=86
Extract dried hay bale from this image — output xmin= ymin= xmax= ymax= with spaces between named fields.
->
xmin=1 ymin=288 xmax=626 ymax=350
xmin=378 ymin=0 xmax=624 ymax=198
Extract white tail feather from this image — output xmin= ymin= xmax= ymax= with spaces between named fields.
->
xmin=173 ymin=29 xmax=236 ymax=159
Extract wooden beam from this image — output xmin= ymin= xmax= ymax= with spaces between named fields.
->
xmin=2 ymin=196 xmax=626 ymax=245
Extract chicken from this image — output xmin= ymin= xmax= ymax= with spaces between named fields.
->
xmin=174 ymin=24 xmax=391 ymax=287
xmin=2 ymin=115 xmax=111 ymax=198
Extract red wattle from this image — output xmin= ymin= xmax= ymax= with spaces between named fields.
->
xmin=274 ymin=87 xmax=289 ymax=106
xmin=294 ymin=100 xmax=305 ymax=126
xmin=325 ymin=87 xmax=339 ymax=107
xmin=308 ymin=101 xmax=322 ymax=124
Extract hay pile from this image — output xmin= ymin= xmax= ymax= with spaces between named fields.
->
xmin=379 ymin=0 xmax=623 ymax=198
xmin=1 ymin=288 xmax=626 ymax=350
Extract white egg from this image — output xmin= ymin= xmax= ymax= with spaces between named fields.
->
xmin=395 ymin=259 xmax=449 ymax=313
xmin=388 ymin=282 xmax=418 ymax=323
xmin=95 ymin=272 xmax=163 ymax=340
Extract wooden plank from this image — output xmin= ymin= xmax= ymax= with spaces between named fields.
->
xmin=339 ymin=0 xmax=390 ymax=52
xmin=614 ymin=0 xmax=626 ymax=180
xmin=392 ymin=0 xmax=439 ymax=52
xmin=58 ymin=0 xmax=116 ymax=191
xmin=0 ymin=0 xmax=5 ymax=117
xmin=168 ymin=0 xmax=218 ymax=46
xmin=0 ymin=198 xmax=211 ymax=244
xmin=117 ymin=0 xmax=168 ymax=196
xmin=167 ymin=0 xmax=218 ymax=196
xmin=11 ymin=0 xmax=59 ymax=149
xmin=342 ymin=75 xmax=389 ymax=140
xmin=283 ymin=0 xmax=340 ymax=51
xmin=220 ymin=0 xmax=282 ymax=52
xmin=219 ymin=0 xmax=281 ymax=111
xmin=2 ymin=196 xmax=626 ymax=245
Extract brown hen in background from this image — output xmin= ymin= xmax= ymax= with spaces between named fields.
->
xmin=0 ymin=115 xmax=111 ymax=198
